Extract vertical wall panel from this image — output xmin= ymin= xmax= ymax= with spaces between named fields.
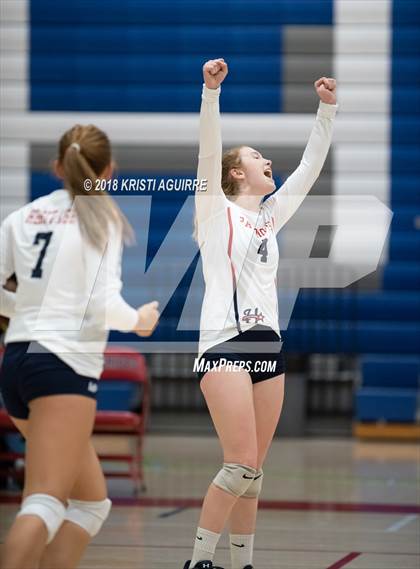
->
xmin=333 ymin=0 xmax=391 ymax=266
xmin=0 ymin=0 xmax=29 ymax=221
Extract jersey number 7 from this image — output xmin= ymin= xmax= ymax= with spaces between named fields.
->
xmin=31 ymin=231 xmax=53 ymax=278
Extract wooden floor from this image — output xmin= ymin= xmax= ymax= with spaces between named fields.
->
xmin=1 ymin=435 xmax=419 ymax=568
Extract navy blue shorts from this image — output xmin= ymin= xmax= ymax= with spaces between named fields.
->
xmin=0 ymin=342 xmax=98 ymax=420
xmin=196 ymin=325 xmax=286 ymax=384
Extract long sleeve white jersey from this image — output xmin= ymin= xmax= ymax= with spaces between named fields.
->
xmin=0 ymin=189 xmax=138 ymax=378
xmin=196 ymin=85 xmax=337 ymax=357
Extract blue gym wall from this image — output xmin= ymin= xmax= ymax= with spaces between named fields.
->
xmin=355 ymin=0 xmax=420 ymax=424
xmin=29 ymin=0 xmax=332 ymax=113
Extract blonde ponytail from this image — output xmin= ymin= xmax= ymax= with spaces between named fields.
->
xmin=58 ymin=124 xmax=134 ymax=249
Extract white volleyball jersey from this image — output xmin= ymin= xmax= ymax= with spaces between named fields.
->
xmin=0 ymin=189 xmax=138 ymax=378
xmin=196 ymin=85 xmax=337 ymax=357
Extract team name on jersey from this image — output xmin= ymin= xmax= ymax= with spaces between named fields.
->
xmin=239 ymin=215 xmax=275 ymax=237
xmin=25 ymin=208 xmax=77 ymax=225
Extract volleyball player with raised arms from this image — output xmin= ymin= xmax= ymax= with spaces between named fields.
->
xmin=185 ymin=60 xmax=337 ymax=569
xmin=0 ymin=125 xmax=159 ymax=569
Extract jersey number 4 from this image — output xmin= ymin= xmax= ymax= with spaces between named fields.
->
xmin=257 ymin=238 xmax=268 ymax=263
xmin=31 ymin=232 xmax=53 ymax=278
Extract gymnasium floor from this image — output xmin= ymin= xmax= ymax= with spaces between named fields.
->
xmin=1 ymin=435 xmax=419 ymax=569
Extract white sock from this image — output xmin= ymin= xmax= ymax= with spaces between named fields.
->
xmin=190 ymin=527 xmax=221 ymax=567
xmin=230 ymin=533 xmax=254 ymax=569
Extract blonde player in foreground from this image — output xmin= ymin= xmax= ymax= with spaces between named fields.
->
xmin=186 ymin=60 xmax=337 ymax=569
xmin=0 ymin=125 xmax=159 ymax=569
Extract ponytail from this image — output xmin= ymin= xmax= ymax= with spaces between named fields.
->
xmin=58 ymin=124 xmax=134 ymax=249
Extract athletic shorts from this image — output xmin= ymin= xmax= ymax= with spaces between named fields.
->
xmin=196 ymin=325 xmax=286 ymax=384
xmin=0 ymin=342 xmax=98 ymax=420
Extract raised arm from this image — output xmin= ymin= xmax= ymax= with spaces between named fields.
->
xmin=266 ymin=77 xmax=338 ymax=233
xmin=195 ymin=59 xmax=228 ymax=234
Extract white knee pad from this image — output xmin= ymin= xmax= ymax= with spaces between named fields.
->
xmin=242 ymin=469 xmax=264 ymax=498
xmin=212 ymin=463 xmax=257 ymax=497
xmin=17 ymin=493 xmax=66 ymax=544
xmin=65 ymin=498 xmax=112 ymax=537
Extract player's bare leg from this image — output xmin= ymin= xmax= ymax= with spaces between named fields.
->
xmin=185 ymin=368 xmax=257 ymax=566
xmin=1 ymin=395 xmax=95 ymax=569
xmin=228 ymin=374 xmax=285 ymax=568
xmin=199 ymin=368 xmax=258 ymax=531
xmin=39 ymin=441 xmax=107 ymax=569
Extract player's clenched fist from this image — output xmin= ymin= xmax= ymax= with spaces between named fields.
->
xmin=203 ymin=59 xmax=228 ymax=90
xmin=135 ymin=301 xmax=160 ymax=337
xmin=314 ymin=77 xmax=337 ymax=105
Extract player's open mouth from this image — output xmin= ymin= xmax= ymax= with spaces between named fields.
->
xmin=264 ymin=169 xmax=272 ymax=178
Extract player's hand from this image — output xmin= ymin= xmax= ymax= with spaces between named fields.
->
xmin=314 ymin=77 xmax=337 ymax=105
xmin=203 ymin=59 xmax=228 ymax=90
xmin=134 ymin=301 xmax=160 ymax=337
